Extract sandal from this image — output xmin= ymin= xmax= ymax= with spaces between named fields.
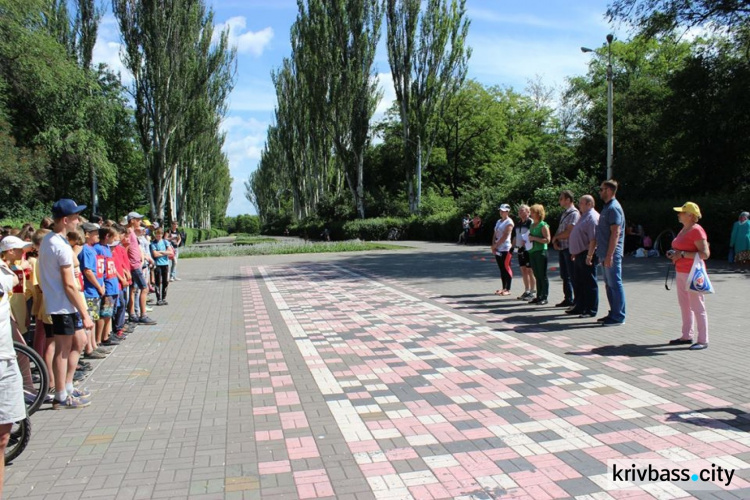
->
xmin=494 ymin=290 xmax=505 ymax=295
xmin=500 ymin=290 xmax=511 ymax=296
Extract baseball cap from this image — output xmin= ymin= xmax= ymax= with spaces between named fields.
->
xmin=143 ymin=219 xmax=152 ymax=227
xmin=153 ymin=222 xmax=160 ymax=229
xmin=0 ymin=236 xmax=33 ymax=253
xmin=673 ymin=202 xmax=702 ymax=219
xmin=127 ymin=211 xmax=144 ymax=222
xmin=498 ymin=203 xmax=511 ymax=212
xmin=52 ymin=199 xmax=87 ymax=218
xmin=740 ymin=211 xmax=749 ymax=218
xmin=81 ymin=222 xmax=100 ymax=233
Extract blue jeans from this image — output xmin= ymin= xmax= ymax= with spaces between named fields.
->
xmin=602 ymin=254 xmax=626 ymax=322
xmin=558 ymin=248 xmax=574 ymax=302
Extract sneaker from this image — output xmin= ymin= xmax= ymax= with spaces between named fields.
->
xmin=145 ymin=306 xmax=154 ymax=312
xmin=516 ymin=292 xmax=530 ymax=300
xmin=161 ymin=300 xmax=168 ymax=306
xmin=70 ymin=388 xmax=91 ymax=399
xmin=113 ymin=330 xmax=127 ymax=340
xmin=53 ymin=395 xmax=91 ymax=409
xmin=689 ymin=343 xmax=708 ymax=350
xmin=95 ymin=346 xmax=113 ymax=354
xmin=85 ymin=350 xmax=107 ymax=359
xmin=523 ymin=292 xmax=536 ymax=301
xmin=669 ymin=338 xmax=693 ymax=345
xmin=601 ymin=318 xmax=625 ymax=327
xmin=174 ymin=277 xmax=181 ymax=281
xmin=78 ymin=360 xmax=92 ymax=368
xmin=139 ymin=316 xmax=157 ymax=325
xmin=529 ymin=297 xmax=541 ymax=304
xmin=77 ymin=363 xmax=93 ymax=372
xmin=169 ymin=277 xmax=175 ymax=282
xmin=536 ymin=299 xmax=548 ymax=305
xmin=156 ymin=300 xmax=164 ymax=306
xmin=73 ymin=370 xmax=86 ymax=382
xmin=101 ymin=338 xmax=121 ymax=346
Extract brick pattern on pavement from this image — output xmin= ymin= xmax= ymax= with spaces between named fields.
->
xmin=248 ymin=261 xmax=750 ymax=499
xmin=5 ymin=242 xmax=750 ymax=500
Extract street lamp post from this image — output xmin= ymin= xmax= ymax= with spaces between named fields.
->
xmin=581 ymin=34 xmax=615 ymax=180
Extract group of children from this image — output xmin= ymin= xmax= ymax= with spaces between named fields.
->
xmin=0 ymin=210 xmax=183 ymax=409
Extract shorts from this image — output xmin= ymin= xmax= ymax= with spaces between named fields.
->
xmin=51 ymin=312 xmax=83 ymax=336
xmin=86 ymin=297 xmax=101 ymax=321
xmin=517 ymin=249 xmax=531 ymax=268
xmin=0 ymin=359 xmax=26 ymax=425
xmin=131 ymin=268 xmax=148 ymax=290
xmin=44 ymin=323 xmax=54 ymax=339
xmin=100 ymin=295 xmax=116 ymax=318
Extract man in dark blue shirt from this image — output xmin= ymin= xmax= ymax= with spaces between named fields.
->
xmin=595 ymin=180 xmax=626 ymax=325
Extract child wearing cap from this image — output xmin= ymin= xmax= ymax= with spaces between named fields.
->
xmin=79 ymin=223 xmax=105 ymax=350
xmin=149 ymin=228 xmax=172 ymax=305
xmin=95 ymin=227 xmax=120 ymax=347
xmin=0 ymin=237 xmax=33 ymax=336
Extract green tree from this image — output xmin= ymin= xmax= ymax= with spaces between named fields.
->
xmin=113 ymin=0 xmax=236 ymax=221
xmin=385 ymin=0 xmax=471 ymax=213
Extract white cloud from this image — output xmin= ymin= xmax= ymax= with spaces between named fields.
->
xmin=215 ymin=17 xmax=274 ymax=56
xmin=92 ymin=15 xmax=133 ymax=86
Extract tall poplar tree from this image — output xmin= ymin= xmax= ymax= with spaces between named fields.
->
xmin=385 ymin=0 xmax=471 ymax=213
xmin=113 ymin=0 xmax=235 ymax=221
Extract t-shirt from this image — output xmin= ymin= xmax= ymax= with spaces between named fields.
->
xmin=112 ymin=244 xmax=131 ymax=286
xmin=514 ymin=218 xmax=532 ymax=250
xmin=150 ymin=239 xmax=170 ymax=266
xmin=529 ymin=221 xmax=549 ymax=253
xmin=95 ymin=243 xmax=119 ymax=296
xmin=555 ymin=207 xmax=580 ymax=250
xmin=79 ymin=244 xmax=103 ymax=299
xmin=671 ymin=224 xmax=708 ymax=274
xmin=138 ymin=236 xmax=151 ymax=268
xmin=596 ymin=198 xmax=626 ymax=259
xmin=493 ymin=218 xmax=514 ymax=255
xmin=168 ymin=229 xmax=182 ymax=247
xmin=38 ymin=232 xmax=77 ymax=315
xmin=0 ymin=262 xmax=16 ymax=360
xmin=127 ymin=228 xmax=142 ymax=270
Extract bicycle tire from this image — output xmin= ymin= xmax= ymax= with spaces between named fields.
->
xmin=14 ymin=342 xmax=49 ymax=416
xmin=654 ymin=229 xmax=676 ymax=256
xmin=4 ymin=417 xmax=31 ymax=464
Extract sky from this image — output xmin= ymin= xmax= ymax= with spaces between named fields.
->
xmin=92 ymin=0 xmax=617 ymax=217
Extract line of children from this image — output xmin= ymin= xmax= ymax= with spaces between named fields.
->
xmin=0 ymin=201 xmax=181 ymax=410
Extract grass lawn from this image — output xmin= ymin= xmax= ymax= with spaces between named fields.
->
xmin=181 ymin=240 xmax=407 ymax=258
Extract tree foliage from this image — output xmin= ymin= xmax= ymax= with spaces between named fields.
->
xmin=113 ymin=0 xmax=236 ymax=225
xmin=385 ymin=0 xmax=471 ymax=213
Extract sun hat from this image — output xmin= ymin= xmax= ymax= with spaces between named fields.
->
xmin=498 ymin=203 xmax=511 ymax=212
xmin=52 ymin=199 xmax=86 ymax=218
xmin=0 ymin=236 xmax=32 ymax=253
xmin=673 ymin=202 xmax=702 ymax=219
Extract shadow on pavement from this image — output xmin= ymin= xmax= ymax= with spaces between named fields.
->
xmin=566 ymin=343 xmax=691 ymax=358
xmin=666 ymin=407 xmax=750 ymax=432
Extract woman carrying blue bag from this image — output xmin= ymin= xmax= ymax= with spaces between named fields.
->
xmin=667 ymin=202 xmax=711 ymax=351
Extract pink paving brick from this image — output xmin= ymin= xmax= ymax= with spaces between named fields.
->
xmin=385 ymin=447 xmax=419 ymax=461
xmin=347 ymin=440 xmax=381 ymax=453
xmin=682 ymin=391 xmax=732 ymax=407
xmin=286 ymin=436 xmax=320 ymax=460
xmin=255 ymin=429 xmax=284 ymax=441
xmin=252 ymin=406 xmax=278 ymax=415
xmin=359 ymin=462 xmax=397 ymax=477
xmin=258 ymin=460 xmax=292 ymax=475
xmin=275 ymin=391 xmax=301 ymax=406
xmin=280 ymin=411 xmax=309 ymax=430
xmin=639 ymin=374 xmax=680 ymax=388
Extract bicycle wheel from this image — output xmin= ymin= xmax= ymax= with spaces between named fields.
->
xmin=654 ymin=229 xmax=676 ymax=257
xmin=4 ymin=418 xmax=31 ymax=464
xmin=14 ymin=342 xmax=49 ymax=416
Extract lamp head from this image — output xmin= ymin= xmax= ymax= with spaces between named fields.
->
xmin=606 ymin=34 xmax=614 ymax=44
xmin=581 ymin=46 xmax=593 ymax=53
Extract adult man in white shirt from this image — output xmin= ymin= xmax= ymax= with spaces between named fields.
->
xmin=38 ymin=199 xmax=94 ymax=409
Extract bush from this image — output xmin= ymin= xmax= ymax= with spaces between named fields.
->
xmin=181 ymin=227 xmax=227 ymax=245
xmin=342 ymin=217 xmax=406 ymax=240
xmin=228 ymin=214 xmax=260 ymax=235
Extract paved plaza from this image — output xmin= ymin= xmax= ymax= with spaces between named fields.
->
xmin=4 ymin=242 xmax=750 ymax=500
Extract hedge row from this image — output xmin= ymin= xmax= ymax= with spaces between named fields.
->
xmin=282 ymin=191 xmax=749 ymax=259
xmin=182 ymin=228 xmax=228 ymax=246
